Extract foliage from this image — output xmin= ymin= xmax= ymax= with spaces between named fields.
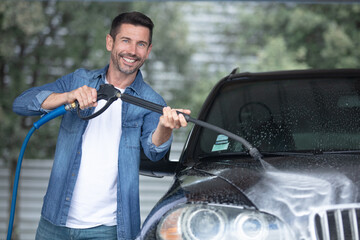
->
xmin=227 ymin=3 xmax=360 ymax=71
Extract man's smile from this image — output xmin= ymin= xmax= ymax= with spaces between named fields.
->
xmin=122 ymin=57 xmax=136 ymax=63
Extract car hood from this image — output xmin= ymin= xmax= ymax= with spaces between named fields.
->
xmin=179 ymin=154 xmax=360 ymax=239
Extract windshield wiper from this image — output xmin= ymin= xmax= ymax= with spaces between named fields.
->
xmin=198 ymin=150 xmax=320 ymax=160
xmin=198 ymin=152 xmax=251 ymax=160
xmin=260 ymin=151 xmax=316 ymax=156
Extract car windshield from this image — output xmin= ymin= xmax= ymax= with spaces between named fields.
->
xmin=196 ymin=76 xmax=360 ymax=155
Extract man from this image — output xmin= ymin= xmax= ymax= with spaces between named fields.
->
xmin=13 ymin=11 xmax=190 ymax=240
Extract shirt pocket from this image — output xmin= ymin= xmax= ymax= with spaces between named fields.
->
xmin=60 ymin=111 xmax=85 ymax=134
xmin=122 ymin=118 xmax=143 ymax=149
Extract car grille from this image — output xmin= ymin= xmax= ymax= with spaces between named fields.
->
xmin=311 ymin=204 xmax=360 ymax=240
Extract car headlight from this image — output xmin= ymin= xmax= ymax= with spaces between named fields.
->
xmin=156 ymin=204 xmax=294 ymax=240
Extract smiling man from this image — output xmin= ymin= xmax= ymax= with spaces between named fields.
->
xmin=107 ymin=23 xmax=151 ymax=77
xmin=13 ymin=12 xmax=190 ymax=240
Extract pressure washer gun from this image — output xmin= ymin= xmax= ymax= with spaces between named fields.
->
xmin=77 ymin=84 xmax=263 ymax=158
xmin=7 ymin=84 xmax=262 ymax=240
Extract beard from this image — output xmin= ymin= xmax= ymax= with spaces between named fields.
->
xmin=111 ymin=52 xmax=144 ymax=75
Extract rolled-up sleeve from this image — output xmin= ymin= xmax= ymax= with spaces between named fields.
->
xmin=13 ymin=89 xmax=54 ymax=116
xmin=147 ymin=129 xmax=173 ymax=152
xmin=145 ymin=130 xmax=172 ymax=161
xmin=12 ymin=73 xmax=74 ymax=116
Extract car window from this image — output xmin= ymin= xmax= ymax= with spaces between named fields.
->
xmin=196 ymin=77 xmax=360 ymax=155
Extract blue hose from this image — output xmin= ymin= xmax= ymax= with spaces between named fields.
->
xmin=33 ymin=105 xmax=68 ymax=129
xmin=7 ymin=105 xmax=67 ymax=240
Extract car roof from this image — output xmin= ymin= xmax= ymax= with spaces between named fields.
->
xmin=228 ymin=68 xmax=360 ymax=82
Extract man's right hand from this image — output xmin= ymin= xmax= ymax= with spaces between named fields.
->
xmin=66 ymin=85 xmax=98 ymax=110
xmin=41 ymin=85 xmax=98 ymax=110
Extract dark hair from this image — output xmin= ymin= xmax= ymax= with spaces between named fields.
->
xmin=110 ymin=11 xmax=154 ymax=44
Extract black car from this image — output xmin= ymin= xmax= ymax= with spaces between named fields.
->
xmin=138 ymin=69 xmax=360 ymax=240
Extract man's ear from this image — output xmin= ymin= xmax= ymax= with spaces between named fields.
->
xmin=106 ymin=34 xmax=114 ymax=51
xmin=146 ymin=44 xmax=152 ymax=59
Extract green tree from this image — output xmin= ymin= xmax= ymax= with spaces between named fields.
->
xmin=256 ymin=37 xmax=308 ymax=71
xmin=226 ymin=3 xmax=360 ymax=71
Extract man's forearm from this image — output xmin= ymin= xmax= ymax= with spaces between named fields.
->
xmin=41 ymin=85 xmax=98 ymax=110
xmin=152 ymin=125 xmax=172 ymax=147
xmin=41 ymin=92 xmax=69 ymax=110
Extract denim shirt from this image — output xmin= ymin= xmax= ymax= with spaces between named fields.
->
xmin=13 ymin=65 xmax=172 ymax=240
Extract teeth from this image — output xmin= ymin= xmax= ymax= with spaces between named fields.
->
xmin=123 ymin=57 xmax=135 ymax=63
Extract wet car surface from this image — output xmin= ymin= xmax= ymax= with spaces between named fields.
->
xmin=138 ymin=69 xmax=360 ymax=240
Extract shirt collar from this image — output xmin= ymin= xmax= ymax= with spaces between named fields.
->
xmin=93 ymin=65 xmax=144 ymax=96
xmin=127 ymin=70 xmax=144 ymax=96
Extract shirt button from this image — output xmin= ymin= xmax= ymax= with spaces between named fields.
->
xmin=66 ymin=197 xmax=70 ymax=201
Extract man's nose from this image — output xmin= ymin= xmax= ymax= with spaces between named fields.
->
xmin=126 ymin=43 xmax=137 ymax=55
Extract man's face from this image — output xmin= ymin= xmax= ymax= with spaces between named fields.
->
xmin=106 ymin=23 xmax=152 ymax=75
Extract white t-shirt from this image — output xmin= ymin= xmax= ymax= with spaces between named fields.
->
xmin=66 ymin=85 xmax=124 ymax=228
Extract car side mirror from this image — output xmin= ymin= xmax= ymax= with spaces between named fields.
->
xmin=139 ymin=147 xmax=178 ymax=178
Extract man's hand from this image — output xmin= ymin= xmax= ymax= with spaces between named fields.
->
xmin=152 ymin=107 xmax=191 ymax=146
xmin=67 ymin=85 xmax=98 ymax=110
xmin=41 ymin=85 xmax=98 ymax=110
